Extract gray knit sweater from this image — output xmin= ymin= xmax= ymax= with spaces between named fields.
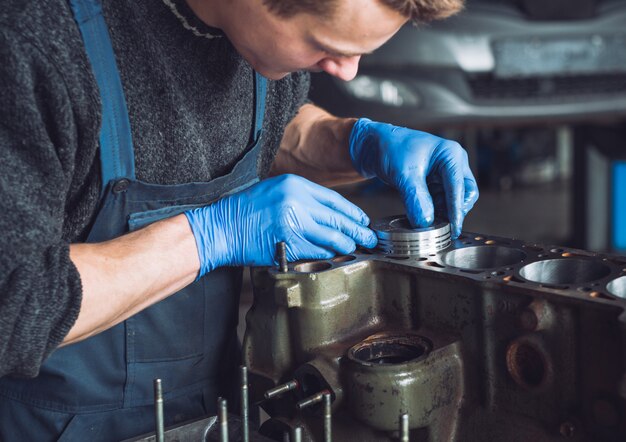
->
xmin=0 ymin=0 xmax=309 ymax=377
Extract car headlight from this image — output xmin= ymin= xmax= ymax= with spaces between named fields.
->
xmin=342 ymin=75 xmax=420 ymax=107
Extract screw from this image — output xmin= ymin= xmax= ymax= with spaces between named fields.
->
xmin=323 ymin=392 xmax=332 ymax=442
xmin=153 ymin=379 xmax=164 ymax=442
xmin=292 ymin=426 xmax=302 ymax=442
xmin=218 ymin=397 xmax=229 ymax=442
xmin=400 ymin=413 xmax=409 ymax=442
xmin=296 ymin=390 xmax=330 ymax=410
xmin=240 ymin=366 xmax=249 ymax=442
xmin=264 ymin=380 xmax=299 ymax=400
xmin=276 ymin=241 xmax=288 ymax=272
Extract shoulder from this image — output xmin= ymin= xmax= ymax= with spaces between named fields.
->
xmin=0 ymin=0 xmax=93 ymax=92
xmin=0 ymin=0 xmax=101 ymax=185
xmin=1 ymin=0 xmax=77 ymax=49
xmin=0 ymin=0 xmax=99 ymax=139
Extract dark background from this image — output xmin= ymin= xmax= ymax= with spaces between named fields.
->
xmin=309 ymin=0 xmax=626 ymax=252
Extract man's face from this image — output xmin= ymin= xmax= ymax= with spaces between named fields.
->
xmin=221 ymin=0 xmax=407 ymax=81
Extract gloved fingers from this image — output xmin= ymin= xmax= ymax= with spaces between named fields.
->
xmin=310 ymin=205 xmax=377 ymax=248
xmin=285 ymin=237 xmax=335 ymax=262
xmin=303 ymin=180 xmax=371 ymax=225
xmin=400 ymin=178 xmax=435 ymax=229
xmin=428 ymin=183 xmax=448 ymax=221
xmin=438 ymin=148 xmax=466 ymax=239
xmin=301 ymin=222 xmax=359 ymax=256
xmin=462 ymin=175 xmax=480 ymax=217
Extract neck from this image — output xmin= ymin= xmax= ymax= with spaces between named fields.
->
xmin=185 ymin=0 xmax=223 ymax=28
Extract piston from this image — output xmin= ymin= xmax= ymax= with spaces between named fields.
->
xmin=371 ymin=215 xmax=451 ymax=256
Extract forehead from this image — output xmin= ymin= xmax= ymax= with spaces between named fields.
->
xmin=295 ymin=0 xmax=407 ymax=53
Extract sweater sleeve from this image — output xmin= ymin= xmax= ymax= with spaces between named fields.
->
xmin=0 ymin=28 xmax=83 ymax=378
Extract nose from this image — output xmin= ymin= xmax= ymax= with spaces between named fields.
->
xmin=318 ymin=56 xmax=361 ymax=81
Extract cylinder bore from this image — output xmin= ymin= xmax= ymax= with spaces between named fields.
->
xmin=607 ymin=276 xmax=626 ymax=299
xmin=294 ymin=261 xmax=332 ymax=273
xmin=442 ymin=246 xmax=526 ymax=270
xmin=519 ymin=259 xmax=611 ymax=285
xmin=331 ymin=255 xmax=356 ymax=263
xmin=348 ymin=334 xmax=432 ymax=366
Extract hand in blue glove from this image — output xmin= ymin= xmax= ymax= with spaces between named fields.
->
xmin=349 ymin=118 xmax=479 ymax=238
xmin=185 ymin=174 xmax=377 ymax=277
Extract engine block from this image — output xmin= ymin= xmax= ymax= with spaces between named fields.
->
xmin=243 ymin=229 xmax=626 ymax=441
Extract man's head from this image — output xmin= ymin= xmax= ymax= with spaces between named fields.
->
xmin=197 ymin=0 xmax=464 ymax=80
xmin=263 ymin=0 xmax=464 ymax=24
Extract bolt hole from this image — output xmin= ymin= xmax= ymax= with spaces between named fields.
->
xmin=425 ymin=261 xmax=445 ymax=268
xmin=350 ymin=335 xmax=432 ymax=366
xmin=294 ymin=261 xmax=332 ymax=273
xmin=332 ymin=255 xmax=356 ymax=263
xmin=506 ymin=341 xmax=549 ymax=389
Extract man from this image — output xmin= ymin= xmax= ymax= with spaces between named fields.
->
xmin=0 ymin=0 xmax=477 ymax=439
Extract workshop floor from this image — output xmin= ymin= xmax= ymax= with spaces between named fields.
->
xmin=237 ymin=179 xmax=571 ymax=340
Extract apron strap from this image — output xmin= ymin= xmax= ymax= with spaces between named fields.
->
xmin=70 ymin=0 xmax=267 ymax=189
xmin=69 ymin=0 xmax=136 ymax=189
xmin=252 ymin=71 xmax=267 ymax=141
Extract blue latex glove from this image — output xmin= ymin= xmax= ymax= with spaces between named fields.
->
xmin=185 ymin=174 xmax=378 ymax=277
xmin=349 ymin=118 xmax=479 ymax=238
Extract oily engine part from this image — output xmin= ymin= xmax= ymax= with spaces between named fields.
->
xmin=243 ymin=222 xmax=626 ymax=442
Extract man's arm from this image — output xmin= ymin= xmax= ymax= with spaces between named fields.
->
xmin=273 ymin=103 xmax=479 ymax=238
xmin=271 ymin=103 xmax=362 ymax=187
xmin=65 ymin=214 xmax=199 ymax=345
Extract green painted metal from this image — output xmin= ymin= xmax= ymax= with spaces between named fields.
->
xmin=244 ymin=233 xmax=626 ymax=442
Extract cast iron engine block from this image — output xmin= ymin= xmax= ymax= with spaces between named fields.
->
xmin=244 ymin=231 xmax=626 ymax=441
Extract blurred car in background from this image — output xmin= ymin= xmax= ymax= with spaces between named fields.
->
xmin=309 ymin=0 xmax=626 ymax=128
xmin=311 ymin=0 xmax=626 ymax=252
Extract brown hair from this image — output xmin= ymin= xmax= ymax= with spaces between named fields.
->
xmin=263 ymin=0 xmax=464 ymax=24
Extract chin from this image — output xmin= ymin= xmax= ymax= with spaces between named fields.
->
xmin=254 ymin=68 xmax=290 ymax=80
xmin=249 ymin=60 xmax=298 ymax=80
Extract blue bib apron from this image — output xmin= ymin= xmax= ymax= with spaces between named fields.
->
xmin=0 ymin=0 xmax=266 ymax=440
